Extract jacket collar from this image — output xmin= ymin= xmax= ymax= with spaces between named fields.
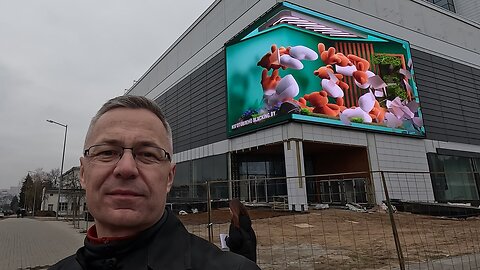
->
xmin=76 ymin=210 xmax=170 ymax=269
xmin=147 ymin=208 xmax=192 ymax=270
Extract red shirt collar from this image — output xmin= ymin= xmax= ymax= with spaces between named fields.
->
xmin=86 ymin=225 xmax=134 ymax=245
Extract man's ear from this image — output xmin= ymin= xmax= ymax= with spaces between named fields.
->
xmin=79 ymin=157 xmax=87 ymax=189
xmin=166 ymin=163 xmax=176 ymax=193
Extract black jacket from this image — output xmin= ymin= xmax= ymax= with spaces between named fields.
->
xmin=226 ymin=215 xmax=257 ymax=262
xmin=49 ymin=209 xmax=260 ymax=270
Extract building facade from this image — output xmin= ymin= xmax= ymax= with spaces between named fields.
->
xmin=42 ymin=166 xmax=86 ymax=216
xmin=127 ymin=0 xmax=480 ymax=211
xmin=0 ymin=186 xmax=19 ymax=207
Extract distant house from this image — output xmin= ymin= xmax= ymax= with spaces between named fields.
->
xmin=41 ymin=166 xmax=86 ymax=216
xmin=0 ymin=186 xmax=19 ymax=207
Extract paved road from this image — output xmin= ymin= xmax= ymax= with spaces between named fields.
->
xmin=0 ymin=217 xmax=85 ymax=270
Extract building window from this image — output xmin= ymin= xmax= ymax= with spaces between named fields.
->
xmin=169 ymin=160 xmax=192 ymax=200
xmin=59 ymin=202 xmax=68 ymax=211
xmin=424 ymin=0 xmax=456 ymax=12
xmin=169 ymin=154 xmax=228 ymax=201
xmin=234 ymin=153 xmax=287 ymax=202
xmin=427 ymin=153 xmax=480 ymax=203
xmin=48 ymin=204 xmax=53 ymax=211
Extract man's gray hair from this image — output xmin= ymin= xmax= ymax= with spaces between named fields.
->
xmin=84 ymin=95 xmax=172 ymax=148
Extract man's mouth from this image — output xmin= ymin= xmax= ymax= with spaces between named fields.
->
xmin=107 ymin=190 xmax=143 ymax=197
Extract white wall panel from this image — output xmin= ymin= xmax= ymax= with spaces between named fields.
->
xmin=367 ymin=133 xmax=434 ymax=204
xmin=206 ymin=1 xmax=226 ymax=41
xmin=283 ymin=140 xmax=308 ymax=211
xmin=424 ymin=139 xmax=480 ymax=154
xmin=177 ymin=32 xmax=195 ymax=68
xmin=225 ymin=0 xmax=247 ymax=25
xmin=165 ymin=47 xmax=179 ymax=76
xmin=173 ymin=140 xmax=228 ymax=163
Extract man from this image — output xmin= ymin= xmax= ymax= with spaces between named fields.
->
xmin=49 ymin=96 xmax=260 ymax=270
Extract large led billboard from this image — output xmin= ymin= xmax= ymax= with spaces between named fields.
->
xmin=226 ymin=3 xmax=424 ymax=137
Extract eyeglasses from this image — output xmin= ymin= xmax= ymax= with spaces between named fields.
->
xmin=84 ymin=144 xmax=171 ymax=165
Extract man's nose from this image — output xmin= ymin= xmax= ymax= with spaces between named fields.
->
xmin=113 ymin=150 xmax=139 ymax=179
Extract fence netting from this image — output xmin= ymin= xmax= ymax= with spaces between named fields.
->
xmin=173 ymin=171 xmax=480 ymax=269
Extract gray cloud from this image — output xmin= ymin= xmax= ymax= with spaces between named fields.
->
xmin=0 ymin=0 xmax=214 ymax=189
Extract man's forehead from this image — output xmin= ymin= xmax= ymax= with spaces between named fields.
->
xmin=96 ymin=108 xmax=165 ymax=128
xmin=86 ymin=108 xmax=168 ymax=144
xmin=99 ymin=107 xmax=160 ymax=120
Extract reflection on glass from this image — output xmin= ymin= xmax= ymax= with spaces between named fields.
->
xmin=428 ymin=153 xmax=480 ymax=202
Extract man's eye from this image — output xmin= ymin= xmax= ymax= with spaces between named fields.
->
xmin=136 ymin=150 xmax=161 ymax=162
xmin=97 ymin=150 xmax=117 ymax=157
xmin=138 ymin=151 xmax=157 ymax=158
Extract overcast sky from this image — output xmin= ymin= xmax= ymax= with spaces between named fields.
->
xmin=0 ymin=0 xmax=215 ymax=190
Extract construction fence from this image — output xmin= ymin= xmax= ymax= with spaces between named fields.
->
xmin=175 ymin=171 xmax=480 ymax=270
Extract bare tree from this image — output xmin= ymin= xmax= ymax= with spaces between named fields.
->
xmin=46 ymin=168 xmax=60 ymax=188
xmin=62 ymin=167 xmax=84 ymax=227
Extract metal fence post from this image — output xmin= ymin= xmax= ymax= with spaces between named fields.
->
xmin=381 ymin=171 xmax=405 ymax=270
xmin=206 ymin=180 xmax=213 ymax=243
xmin=85 ymin=214 xmax=89 ymax=233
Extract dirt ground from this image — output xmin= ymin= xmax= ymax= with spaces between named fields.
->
xmin=178 ymin=207 xmax=291 ymax=225
xmin=178 ymin=207 xmax=480 ymax=270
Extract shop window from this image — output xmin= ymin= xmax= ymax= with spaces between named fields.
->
xmin=169 ymin=154 xmax=228 ymax=201
xmin=234 ymin=154 xmax=287 ymax=202
xmin=169 ymin=161 xmax=192 ymax=199
xmin=192 ymin=154 xmax=228 ymax=200
xmin=427 ymin=153 xmax=480 ymax=202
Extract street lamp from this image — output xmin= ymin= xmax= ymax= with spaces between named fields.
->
xmin=46 ymin=119 xmax=68 ymax=220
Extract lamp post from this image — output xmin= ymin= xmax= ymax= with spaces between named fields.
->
xmin=47 ymin=119 xmax=68 ymax=220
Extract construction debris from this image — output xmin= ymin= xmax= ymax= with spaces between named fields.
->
xmin=346 ymin=203 xmax=367 ymax=213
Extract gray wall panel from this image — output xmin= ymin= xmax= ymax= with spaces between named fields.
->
xmin=454 ymin=0 xmax=480 ymax=23
xmin=155 ymin=51 xmax=227 ymax=153
xmin=225 ymin=0 xmax=247 ymax=25
xmin=413 ymin=48 xmax=480 ymax=145
xmin=207 ymin=99 xmax=225 ymax=111
xmin=207 ymin=79 xmax=224 ymax=90
xmin=474 ymin=69 xmax=480 ymax=77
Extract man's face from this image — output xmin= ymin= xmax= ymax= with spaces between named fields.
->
xmin=80 ymin=108 xmax=175 ymax=237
